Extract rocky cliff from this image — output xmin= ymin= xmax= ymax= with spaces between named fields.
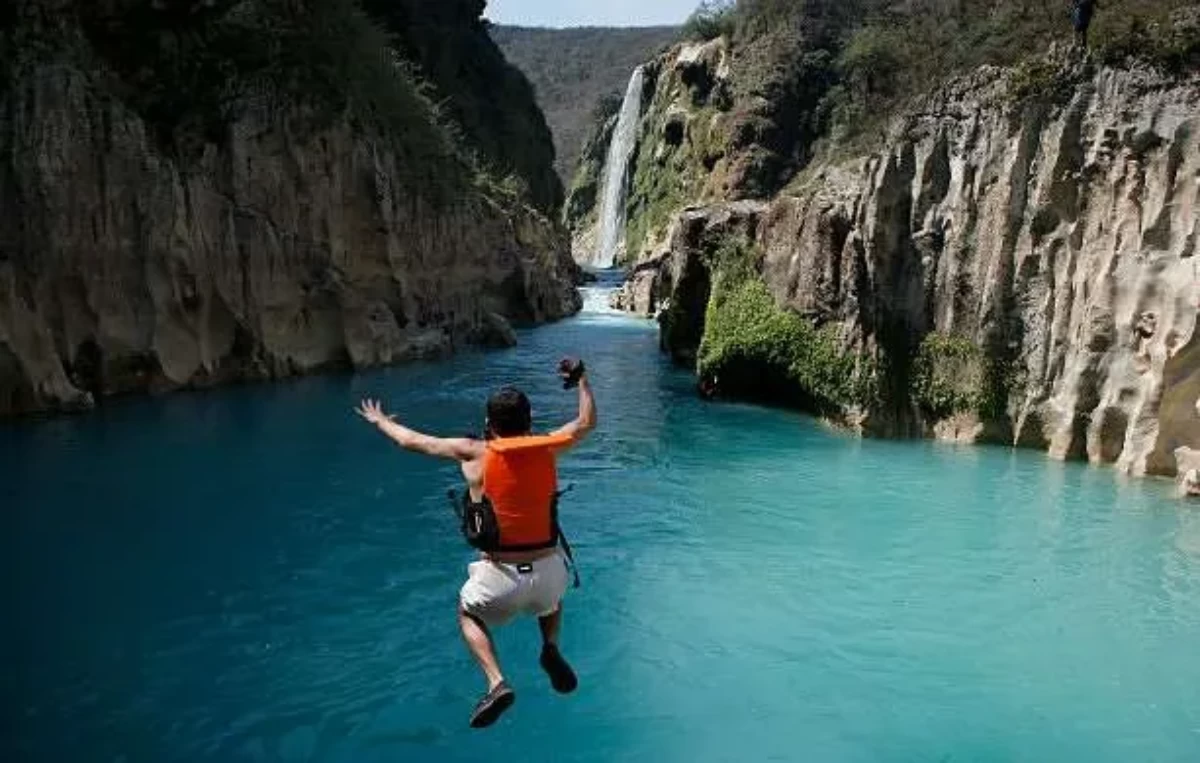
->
xmin=602 ymin=38 xmax=1199 ymax=481
xmin=0 ymin=0 xmax=580 ymax=417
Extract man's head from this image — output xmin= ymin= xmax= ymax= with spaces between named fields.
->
xmin=485 ymin=386 xmax=532 ymax=439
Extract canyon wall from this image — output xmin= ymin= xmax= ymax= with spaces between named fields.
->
xmin=0 ymin=1 xmax=580 ymax=416
xmin=608 ymin=42 xmax=1198 ymax=479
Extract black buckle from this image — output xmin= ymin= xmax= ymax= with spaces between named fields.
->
xmin=516 ymin=563 xmax=534 ymax=574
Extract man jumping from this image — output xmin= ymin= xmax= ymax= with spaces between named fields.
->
xmin=355 ymin=358 xmax=596 ymax=728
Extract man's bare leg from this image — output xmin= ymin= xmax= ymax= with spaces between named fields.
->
xmin=459 ymin=608 xmax=504 ymax=690
xmin=460 ymin=608 xmax=516 ymax=729
xmin=538 ymin=604 xmax=577 ymax=693
xmin=537 ymin=605 xmax=562 ymax=646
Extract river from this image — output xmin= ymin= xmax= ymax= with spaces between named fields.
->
xmin=5 ymin=288 xmax=1200 ymax=762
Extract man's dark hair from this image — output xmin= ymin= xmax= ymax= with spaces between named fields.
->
xmin=486 ymin=386 xmax=532 ymax=438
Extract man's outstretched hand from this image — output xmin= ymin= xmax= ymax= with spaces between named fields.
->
xmin=559 ymin=357 xmax=586 ymax=389
xmin=549 ymin=357 xmax=596 ymax=447
xmin=355 ymin=399 xmax=394 ymax=426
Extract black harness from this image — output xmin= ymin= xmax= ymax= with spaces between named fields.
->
xmin=448 ymin=486 xmax=581 ymax=588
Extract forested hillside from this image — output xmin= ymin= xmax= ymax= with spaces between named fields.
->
xmin=491 ymin=24 xmax=678 ymax=181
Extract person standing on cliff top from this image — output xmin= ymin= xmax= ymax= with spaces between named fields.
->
xmin=355 ymin=358 xmax=596 ymax=729
xmin=1072 ymin=0 xmax=1099 ymax=48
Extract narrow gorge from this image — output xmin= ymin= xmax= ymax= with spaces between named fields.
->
xmin=9 ymin=4 xmax=1200 ymax=758
xmin=564 ymin=3 xmax=1200 ymax=491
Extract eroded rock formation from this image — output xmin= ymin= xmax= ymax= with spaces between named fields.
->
xmin=608 ymin=47 xmax=1199 ymax=478
xmin=0 ymin=2 xmax=580 ymax=417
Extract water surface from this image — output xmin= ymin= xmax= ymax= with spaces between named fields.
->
xmin=5 ymin=296 xmax=1200 ymax=762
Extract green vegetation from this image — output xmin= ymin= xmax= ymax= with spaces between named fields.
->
xmin=562 ymin=99 xmax=621 ymax=232
xmin=912 ymin=333 xmax=985 ymax=419
xmin=624 ymin=1 xmax=860 ymax=256
xmin=698 ymin=240 xmax=873 ymax=413
xmin=367 ymin=1 xmax=565 ymax=212
xmin=490 ymin=24 xmax=678 ymax=183
xmin=72 ymin=1 xmax=452 ymax=159
xmin=1007 ymin=57 xmax=1075 ymax=104
xmin=4 ymin=0 xmax=561 ymax=210
xmin=829 ymin=0 xmax=1197 ymax=138
xmin=1093 ymin=9 xmax=1200 ymax=72
xmin=912 ymin=332 xmax=1023 ymax=422
xmin=627 ymin=132 xmax=692 ymax=256
xmin=625 ymin=103 xmax=730 ymax=256
xmin=682 ymin=1 xmax=737 ymax=42
xmin=981 ymin=357 xmax=1017 ymax=422
xmin=678 ymin=0 xmax=1198 ymax=156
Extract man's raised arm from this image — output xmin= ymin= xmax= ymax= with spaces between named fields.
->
xmin=551 ymin=359 xmax=597 ymax=450
xmin=355 ymin=399 xmax=481 ymax=462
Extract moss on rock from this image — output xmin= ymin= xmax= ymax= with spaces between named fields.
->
xmin=563 ymin=110 xmax=617 ymax=233
xmin=626 ymin=104 xmax=726 ymax=259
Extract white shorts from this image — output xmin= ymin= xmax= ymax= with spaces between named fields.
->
xmin=459 ymin=550 xmax=569 ymax=627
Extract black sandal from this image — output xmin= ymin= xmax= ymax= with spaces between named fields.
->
xmin=539 ymin=644 xmax=578 ymax=694
xmin=469 ymin=681 xmax=515 ymax=729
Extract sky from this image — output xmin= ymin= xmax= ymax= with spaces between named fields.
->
xmin=486 ymin=0 xmax=698 ymax=28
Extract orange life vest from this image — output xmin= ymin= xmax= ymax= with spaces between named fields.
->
xmin=481 ymin=434 xmax=572 ymax=550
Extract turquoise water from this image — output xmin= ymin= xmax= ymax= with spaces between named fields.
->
xmin=5 ymin=295 xmax=1200 ymax=763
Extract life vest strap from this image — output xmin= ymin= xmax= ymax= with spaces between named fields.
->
xmin=486 ymin=433 xmax=574 ymax=454
xmin=448 ymin=486 xmax=581 ymax=588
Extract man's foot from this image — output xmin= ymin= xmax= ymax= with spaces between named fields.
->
xmin=469 ymin=681 xmax=515 ymax=729
xmin=539 ymin=644 xmax=578 ymax=694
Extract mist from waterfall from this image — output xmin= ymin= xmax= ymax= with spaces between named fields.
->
xmin=592 ymin=65 xmax=645 ymax=270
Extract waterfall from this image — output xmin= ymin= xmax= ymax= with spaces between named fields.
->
xmin=592 ymin=66 xmax=645 ymax=270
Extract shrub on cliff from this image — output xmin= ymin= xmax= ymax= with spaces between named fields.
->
xmin=913 ymin=334 xmax=984 ymax=419
xmin=364 ymin=0 xmax=564 ymax=212
xmin=671 ymin=0 xmax=1196 ymax=152
xmin=1094 ymin=7 xmax=1200 ymax=73
xmin=831 ymin=0 xmax=1197 ymax=138
xmin=69 ymin=1 xmax=457 ymax=178
xmin=699 ymin=275 xmax=873 ymax=414
xmin=14 ymin=0 xmax=562 ymax=210
xmin=682 ymin=1 xmax=737 ymax=42
xmin=697 ymin=240 xmax=873 ymax=414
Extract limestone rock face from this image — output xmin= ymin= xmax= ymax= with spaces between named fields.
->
xmin=0 ymin=65 xmax=580 ymax=417
xmin=619 ymin=61 xmax=1199 ymax=477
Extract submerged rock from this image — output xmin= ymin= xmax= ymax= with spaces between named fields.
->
xmin=1178 ymin=448 xmax=1200 ymax=498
